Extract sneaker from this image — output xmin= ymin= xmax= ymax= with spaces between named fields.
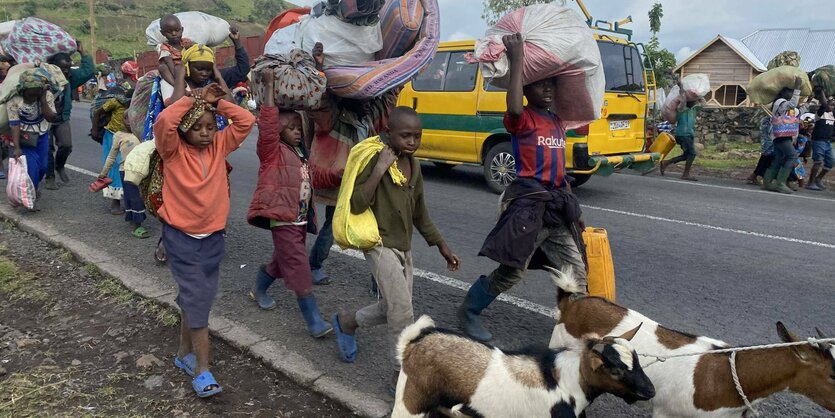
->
xmin=806 ymin=183 xmax=823 ymax=191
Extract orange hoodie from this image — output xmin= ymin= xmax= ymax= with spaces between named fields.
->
xmin=153 ymin=97 xmax=255 ymax=235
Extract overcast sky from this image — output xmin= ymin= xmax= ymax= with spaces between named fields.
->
xmin=293 ymin=0 xmax=833 ymax=63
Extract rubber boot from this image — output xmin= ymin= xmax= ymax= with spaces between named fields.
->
xmin=806 ymin=166 xmax=823 ymax=191
xmin=817 ymin=169 xmax=829 ymax=190
xmin=249 ymin=267 xmax=276 ymax=310
xmin=762 ymin=168 xmax=777 ymax=191
xmin=774 ymin=167 xmax=794 ymax=194
xmin=297 ymin=294 xmax=333 ymax=338
xmin=458 ymin=276 xmax=499 ymax=342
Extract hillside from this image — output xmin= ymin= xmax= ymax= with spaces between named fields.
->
xmin=2 ymin=0 xmax=292 ymax=59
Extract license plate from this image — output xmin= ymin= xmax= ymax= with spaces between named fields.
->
xmin=610 ymin=120 xmax=630 ymax=131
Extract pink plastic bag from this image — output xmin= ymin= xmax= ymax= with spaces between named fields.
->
xmin=6 ymin=156 xmax=36 ymax=210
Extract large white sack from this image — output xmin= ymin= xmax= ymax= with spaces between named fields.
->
xmin=264 ymin=23 xmax=299 ymax=56
xmin=680 ymin=73 xmax=710 ymax=100
xmin=146 ymin=11 xmax=230 ymax=47
xmin=471 ymin=3 xmax=604 ymax=129
xmin=296 ymin=14 xmax=383 ymax=67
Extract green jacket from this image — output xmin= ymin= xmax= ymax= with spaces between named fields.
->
xmin=57 ymin=55 xmax=95 ymax=123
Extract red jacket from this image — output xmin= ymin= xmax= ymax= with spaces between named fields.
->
xmin=248 ymin=106 xmax=317 ymax=232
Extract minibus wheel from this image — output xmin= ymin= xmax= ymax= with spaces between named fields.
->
xmin=483 ymin=142 xmax=516 ymax=194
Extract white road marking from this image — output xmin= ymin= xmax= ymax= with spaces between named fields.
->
xmin=583 ymin=204 xmax=835 ymax=249
xmin=65 ymin=164 xmax=101 ymax=178
xmin=63 ymin=164 xmax=833 ymax=318
xmin=335 ymin=247 xmax=556 ymax=318
xmin=622 ymin=173 xmax=835 ymax=203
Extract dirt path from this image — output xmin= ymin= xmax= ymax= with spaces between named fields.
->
xmin=0 ymin=223 xmax=356 ymax=417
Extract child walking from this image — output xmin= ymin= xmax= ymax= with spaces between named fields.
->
xmin=331 ymin=106 xmax=460 ymax=387
xmin=7 ymin=69 xmax=62 ymax=208
xmin=98 ymin=111 xmax=148 ymax=238
xmin=659 ymin=78 xmax=706 ymax=181
xmin=92 ymin=90 xmax=133 ymax=214
xmin=246 ymin=71 xmax=332 ymax=338
xmin=458 ymin=33 xmax=588 ymax=343
xmin=153 ymin=82 xmax=255 ymax=398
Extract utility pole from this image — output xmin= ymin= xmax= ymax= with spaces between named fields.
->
xmin=88 ymin=0 xmax=96 ymax=61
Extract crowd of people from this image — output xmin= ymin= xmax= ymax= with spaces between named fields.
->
xmin=0 ymin=13 xmax=831 ymax=407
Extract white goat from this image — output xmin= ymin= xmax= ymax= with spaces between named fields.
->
xmin=392 ymin=314 xmax=656 ymax=418
xmin=548 ymin=265 xmax=835 ymax=418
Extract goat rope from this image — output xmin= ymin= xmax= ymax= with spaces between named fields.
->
xmin=639 ymin=337 xmax=835 ymax=417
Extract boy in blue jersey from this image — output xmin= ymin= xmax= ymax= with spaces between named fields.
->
xmin=458 ymin=33 xmax=587 ymax=342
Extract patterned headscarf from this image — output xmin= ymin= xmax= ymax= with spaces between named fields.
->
xmin=178 ymin=98 xmax=215 ymax=133
xmin=17 ymin=68 xmax=48 ymax=91
xmin=181 ymin=44 xmax=215 ymax=77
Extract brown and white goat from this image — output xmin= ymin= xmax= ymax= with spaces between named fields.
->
xmin=392 ymin=314 xmax=656 ymax=418
xmin=548 ymin=266 xmax=835 ymax=418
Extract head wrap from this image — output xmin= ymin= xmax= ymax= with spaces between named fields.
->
xmin=17 ymin=68 xmax=49 ymax=92
xmin=181 ymin=44 xmax=215 ymax=77
xmin=120 ymin=60 xmax=139 ymax=81
xmin=178 ymin=98 xmax=215 ymax=133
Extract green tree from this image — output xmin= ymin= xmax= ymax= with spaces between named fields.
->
xmin=21 ymin=0 xmax=38 ymax=17
xmin=214 ymin=0 xmax=233 ymax=18
xmin=644 ymin=2 xmax=676 ymax=89
xmin=250 ymin=0 xmax=290 ymax=24
xmin=482 ymin=0 xmax=554 ymax=26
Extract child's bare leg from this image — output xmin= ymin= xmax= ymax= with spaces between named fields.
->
xmin=178 ymin=311 xmax=192 ymax=358
xmin=338 ymin=311 xmax=359 ymax=335
xmin=190 ymin=327 xmax=211 ymax=375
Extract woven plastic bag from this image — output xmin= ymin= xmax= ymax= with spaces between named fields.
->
xmin=145 ymin=11 xmax=230 ymax=47
xmin=469 ymin=3 xmax=604 ymax=129
xmin=680 ymin=74 xmax=711 ymax=100
xmin=767 ymin=51 xmax=801 ymax=70
xmin=251 ymin=50 xmax=327 ymax=110
xmin=811 ymin=65 xmax=835 ymax=96
xmin=6 ymin=156 xmax=36 ymax=210
xmin=748 ymin=66 xmax=812 ymax=105
xmin=0 ymin=18 xmax=76 ymax=64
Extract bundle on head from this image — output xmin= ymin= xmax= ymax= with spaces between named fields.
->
xmin=392 ymin=315 xmax=655 ymax=418
xmin=548 ymin=266 xmax=835 ymax=418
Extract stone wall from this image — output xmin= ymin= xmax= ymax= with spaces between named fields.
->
xmin=693 ymin=107 xmax=767 ymax=145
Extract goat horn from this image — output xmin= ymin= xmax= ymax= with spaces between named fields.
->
xmin=592 ymin=343 xmax=606 ymax=354
xmin=815 ymin=327 xmax=828 ymax=339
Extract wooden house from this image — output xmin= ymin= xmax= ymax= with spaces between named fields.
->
xmin=674 ymin=35 xmax=766 ymax=107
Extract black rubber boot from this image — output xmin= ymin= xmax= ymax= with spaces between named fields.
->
xmin=458 ymin=276 xmax=499 ymax=342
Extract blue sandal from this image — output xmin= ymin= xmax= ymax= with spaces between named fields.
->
xmin=332 ymin=313 xmax=357 ymax=363
xmin=174 ymin=353 xmax=197 ymax=377
xmin=192 ymin=370 xmax=223 ymax=398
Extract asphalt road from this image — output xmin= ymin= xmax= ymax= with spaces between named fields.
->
xmin=17 ymin=101 xmax=835 ymax=417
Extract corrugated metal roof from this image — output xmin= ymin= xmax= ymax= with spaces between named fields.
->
xmin=741 ymin=29 xmax=835 ymax=71
xmin=720 ymin=36 xmax=767 ymax=72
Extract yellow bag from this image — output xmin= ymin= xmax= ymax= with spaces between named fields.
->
xmin=582 ymin=227 xmax=616 ymax=302
xmin=333 ymin=136 xmax=407 ymax=250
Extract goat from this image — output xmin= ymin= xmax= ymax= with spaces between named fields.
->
xmin=547 ymin=265 xmax=835 ymax=418
xmin=392 ymin=314 xmax=656 ymax=418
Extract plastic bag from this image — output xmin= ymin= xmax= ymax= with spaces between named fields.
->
xmin=251 ymin=50 xmax=327 ymax=110
xmin=145 ymin=12 xmax=230 ymax=47
xmin=0 ymin=18 xmax=77 ymax=64
xmin=296 ymin=14 xmax=383 ymax=67
xmin=747 ymin=66 xmax=812 ymax=105
xmin=680 ymin=74 xmax=711 ymax=100
xmin=334 ymin=136 xmax=406 ymax=250
xmin=6 ymin=156 xmax=36 ymax=210
xmin=662 ymin=86 xmax=681 ymax=124
xmin=469 ymin=3 xmax=604 ymax=129
xmin=811 ymin=65 xmax=835 ymax=97
xmin=767 ymin=51 xmax=800 ymax=70
xmin=264 ymin=24 xmax=299 ymax=56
